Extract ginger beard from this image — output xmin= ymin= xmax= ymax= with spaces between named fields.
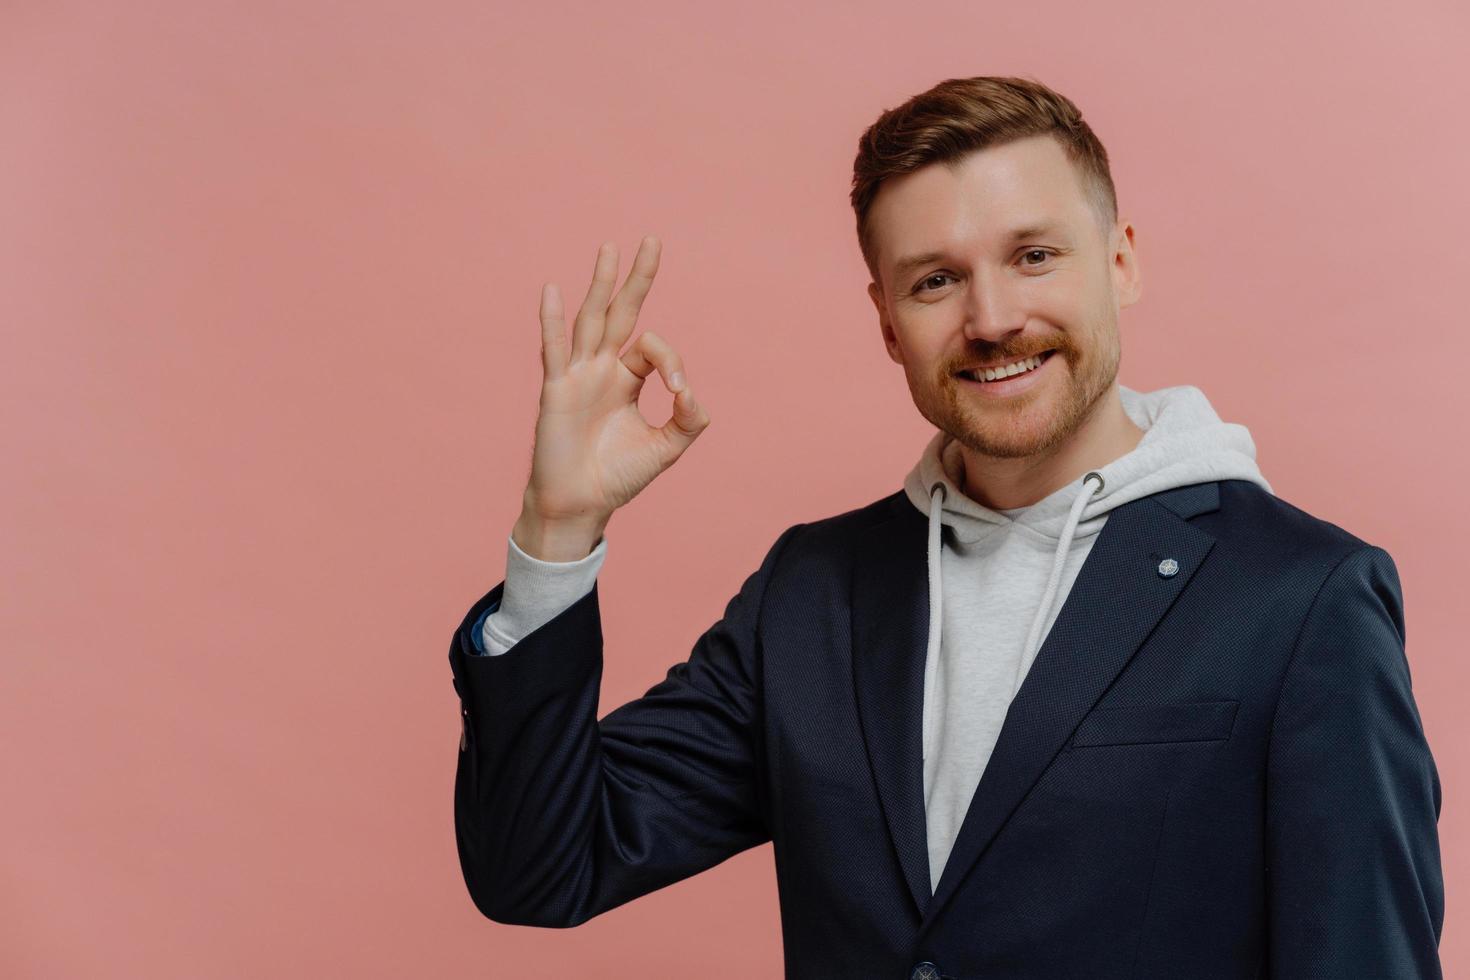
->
xmin=906 ymin=310 xmax=1122 ymax=462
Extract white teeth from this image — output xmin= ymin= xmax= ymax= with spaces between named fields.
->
xmin=970 ymin=353 xmax=1046 ymax=382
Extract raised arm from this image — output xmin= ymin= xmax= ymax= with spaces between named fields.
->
xmin=450 ymin=235 xmax=758 ymax=924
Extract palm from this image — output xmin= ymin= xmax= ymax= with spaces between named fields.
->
xmin=530 ymin=358 xmax=674 ymax=515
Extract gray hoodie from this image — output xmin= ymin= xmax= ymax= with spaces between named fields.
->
xmin=474 ymin=382 xmax=1273 ymax=896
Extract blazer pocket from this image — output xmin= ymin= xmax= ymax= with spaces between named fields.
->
xmin=1070 ymin=699 xmax=1239 ymax=748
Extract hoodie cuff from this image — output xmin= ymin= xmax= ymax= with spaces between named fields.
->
xmin=477 ymin=531 xmax=608 ymax=655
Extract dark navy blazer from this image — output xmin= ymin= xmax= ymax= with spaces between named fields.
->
xmin=448 ymin=479 xmax=1443 ymax=979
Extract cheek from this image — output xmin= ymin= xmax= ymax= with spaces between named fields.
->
xmin=1040 ymin=290 xmax=1111 ymax=345
xmin=1033 ymin=268 xmax=1104 ymax=309
xmin=1033 ymin=284 xmax=1094 ymax=322
xmin=891 ymin=312 xmax=954 ymax=358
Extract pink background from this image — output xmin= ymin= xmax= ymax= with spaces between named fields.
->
xmin=3 ymin=1 xmax=1465 ymax=976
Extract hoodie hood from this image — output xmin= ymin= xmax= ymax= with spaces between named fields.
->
xmin=900 ymin=382 xmax=1272 ymax=761
xmin=904 ymin=383 xmax=1271 ymax=544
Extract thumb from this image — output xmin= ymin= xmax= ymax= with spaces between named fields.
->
xmin=659 ymin=386 xmax=707 ymax=456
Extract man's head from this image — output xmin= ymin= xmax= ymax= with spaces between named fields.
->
xmin=852 ymin=76 xmax=1141 ymax=462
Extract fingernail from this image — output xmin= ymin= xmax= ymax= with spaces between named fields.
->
xmin=670 ymin=371 xmax=685 ymax=390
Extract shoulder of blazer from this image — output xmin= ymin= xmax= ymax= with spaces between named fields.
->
xmin=1180 ymin=479 xmax=1402 ymax=612
xmin=1206 ymin=478 xmax=1378 ymax=555
xmin=751 ymin=491 xmax=913 ymax=592
xmin=776 ymin=490 xmax=914 ymax=548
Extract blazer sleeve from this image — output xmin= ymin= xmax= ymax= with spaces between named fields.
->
xmin=1264 ymin=544 xmax=1444 ymax=978
xmin=447 ymin=521 xmax=806 ymax=927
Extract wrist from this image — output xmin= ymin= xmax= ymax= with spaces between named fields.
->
xmin=511 ymin=508 xmax=608 ymax=563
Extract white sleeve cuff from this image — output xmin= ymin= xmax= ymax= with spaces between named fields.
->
xmin=479 ymin=532 xmax=608 ymax=656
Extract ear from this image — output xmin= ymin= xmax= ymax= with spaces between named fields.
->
xmin=867 ymin=280 xmax=904 ymax=365
xmin=1112 ymin=221 xmax=1142 ymax=309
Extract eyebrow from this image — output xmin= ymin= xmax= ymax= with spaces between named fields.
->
xmin=889 ymin=223 xmax=1065 ymax=281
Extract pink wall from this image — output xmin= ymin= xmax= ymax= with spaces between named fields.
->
xmin=3 ymin=1 xmax=1464 ymax=975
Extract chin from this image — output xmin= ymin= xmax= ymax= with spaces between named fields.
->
xmin=950 ymin=396 xmax=1073 ymax=459
xmin=957 ymin=423 xmax=1065 ymax=460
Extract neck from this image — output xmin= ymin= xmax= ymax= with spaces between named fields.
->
xmin=956 ymin=385 xmax=1145 ymax=510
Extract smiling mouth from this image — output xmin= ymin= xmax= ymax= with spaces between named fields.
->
xmin=957 ymin=349 xmax=1056 ymax=383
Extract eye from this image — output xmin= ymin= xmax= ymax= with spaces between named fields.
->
xmin=913 ymin=272 xmax=955 ymax=293
xmin=1020 ymin=249 xmax=1053 ymax=267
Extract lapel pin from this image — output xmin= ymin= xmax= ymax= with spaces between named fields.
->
xmin=1157 ymin=558 xmax=1180 ymax=578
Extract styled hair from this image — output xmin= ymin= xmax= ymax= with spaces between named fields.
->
xmin=851 ymin=75 xmax=1118 ymax=283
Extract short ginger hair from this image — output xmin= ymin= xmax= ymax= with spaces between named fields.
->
xmin=851 ymin=75 xmax=1119 ymax=282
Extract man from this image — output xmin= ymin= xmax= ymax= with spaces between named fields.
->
xmin=448 ymin=76 xmax=1444 ymax=978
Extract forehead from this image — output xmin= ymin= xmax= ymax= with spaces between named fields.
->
xmin=868 ymin=134 xmax=1095 ymax=280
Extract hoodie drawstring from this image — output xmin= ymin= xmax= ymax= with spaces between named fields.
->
xmin=1011 ymin=471 xmax=1104 ymax=698
xmin=922 ymin=481 xmax=947 ymax=764
xmin=922 ymin=471 xmax=1105 ymax=761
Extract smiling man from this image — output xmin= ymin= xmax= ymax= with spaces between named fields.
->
xmin=864 ymin=132 xmax=1145 ymax=501
xmin=448 ymin=76 xmax=1444 ymax=978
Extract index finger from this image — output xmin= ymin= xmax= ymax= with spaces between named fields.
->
xmin=539 ymin=281 xmax=567 ymax=381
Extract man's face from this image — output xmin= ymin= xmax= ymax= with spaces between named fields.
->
xmin=866 ymin=134 xmax=1140 ymax=460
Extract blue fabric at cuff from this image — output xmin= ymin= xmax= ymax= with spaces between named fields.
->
xmin=468 ymin=599 xmax=501 ymax=656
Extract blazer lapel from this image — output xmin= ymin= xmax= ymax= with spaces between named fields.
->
xmin=851 ymin=500 xmax=935 ymax=917
xmin=919 ymin=482 xmax=1221 ymax=931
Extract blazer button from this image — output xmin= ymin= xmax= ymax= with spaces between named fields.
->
xmin=910 ymin=963 xmax=941 ymax=980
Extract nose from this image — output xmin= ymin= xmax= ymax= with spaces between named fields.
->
xmin=962 ymin=267 xmax=1026 ymax=344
